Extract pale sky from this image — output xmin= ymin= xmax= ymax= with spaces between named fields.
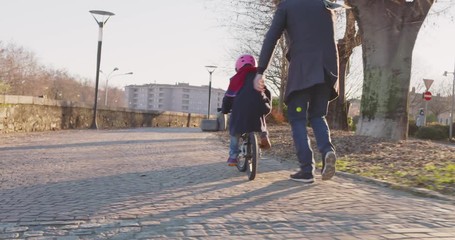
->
xmin=0 ymin=0 xmax=235 ymax=90
xmin=0 ymin=1 xmax=454 ymax=96
xmin=412 ymin=5 xmax=455 ymax=94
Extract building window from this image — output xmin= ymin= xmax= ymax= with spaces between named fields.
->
xmin=183 ymin=89 xmax=190 ymax=92
xmin=182 ymin=94 xmax=189 ymax=98
xmin=182 ymin=100 xmax=189 ymax=104
xmin=159 ymin=93 xmax=164 ymax=97
xmin=182 ymin=106 xmax=189 ymax=110
xmin=158 ymin=104 xmax=163 ymax=108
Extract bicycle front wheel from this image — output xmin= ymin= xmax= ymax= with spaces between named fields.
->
xmin=246 ymin=132 xmax=259 ymax=180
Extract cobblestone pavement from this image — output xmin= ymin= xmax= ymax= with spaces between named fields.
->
xmin=0 ymin=128 xmax=454 ymax=240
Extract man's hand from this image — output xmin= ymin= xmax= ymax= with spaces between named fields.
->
xmin=254 ymin=74 xmax=265 ymax=92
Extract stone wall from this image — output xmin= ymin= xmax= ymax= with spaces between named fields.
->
xmin=0 ymin=95 xmax=205 ymax=133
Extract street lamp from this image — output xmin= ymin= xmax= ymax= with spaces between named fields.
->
xmin=444 ymin=61 xmax=455 ymax=140
xmin=205 ymin=65 xmax=217 ymax=119
xmin=89 ymin=10 xmax=115 ymax=129
xmin=100 ymin=68 xmax=133 ymax=107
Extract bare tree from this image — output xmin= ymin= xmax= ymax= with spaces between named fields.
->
xmin=327 ymin=5 xmax=362 ymax=130
xmin=106 ymin=87 xmax=126 ymax=108
xmin=427 ymin=83 xmax=452 ymax=119
xmin=0 ymin=41 xmax=128 ymax=108
xmin=223 ymin=0 xmax=289 ymax=112
xmin=0 ymin=42 xmax=41 ymax=95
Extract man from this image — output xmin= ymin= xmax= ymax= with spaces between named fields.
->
xmin=254 ymin=0 xmax=339 ymax=183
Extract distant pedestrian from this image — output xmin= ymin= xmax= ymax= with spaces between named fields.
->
xmin=221 ymin=54 xmax=272 ymax=166
xmin=416 ymin=108 xmax=425 ymax=127
xmin=254 ymin=0 xmax=340 ymax=183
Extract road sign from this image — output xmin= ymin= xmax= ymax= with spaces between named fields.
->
xmin=423 ymin=79 xmax=434 ymax=90
xmin=423 ymin=91 xmax=432 ymax=101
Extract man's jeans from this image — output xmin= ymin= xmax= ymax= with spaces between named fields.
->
xmin=287 ymin=83 xmax=335 ymax=174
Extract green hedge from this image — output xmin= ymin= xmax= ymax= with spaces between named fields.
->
xmin=414 ymin=123 xmax=449 ymax=140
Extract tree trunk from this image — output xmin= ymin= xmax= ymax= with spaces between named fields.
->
xmin=328 ymin=56 xmax=349 ymax=130
xmin=350 ymin=0 xmax=433 ymax=140
xmin=328 ymin=9 xmax=360 ymax=131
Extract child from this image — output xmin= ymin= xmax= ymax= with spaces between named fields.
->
xmin=221 ymin=54 xmax=272 ymax=166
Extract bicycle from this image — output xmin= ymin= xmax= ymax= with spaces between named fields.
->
xmin=216 ymin=108 xmax=261 ymax=181
xmin=236 ymin=132 xmax=261 ymax=180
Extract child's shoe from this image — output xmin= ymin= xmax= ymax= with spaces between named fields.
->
xmin=259 ymin=135 xmax=271 ymax=149
xmin=227 ymin=157 xmax=238 ymax=166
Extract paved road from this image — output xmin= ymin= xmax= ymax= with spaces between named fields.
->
xmin=0 ymin=128 xmax=454 ymax=239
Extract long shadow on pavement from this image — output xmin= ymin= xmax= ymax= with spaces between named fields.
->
xmin=0 ymin=159 xmax=297 ymax=223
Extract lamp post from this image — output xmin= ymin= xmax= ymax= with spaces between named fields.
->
xmin=444 ymin=59 xmax=455 ymax=140
xmin=89 ymin=10 xmax=115 ymax=129
xmin=100 ymin=67 xmax=118 ymax=106
xmin=100 ymin=68 xmax=133 ymax=107
xmin=205 ymin=65 xmax=217 ymax=119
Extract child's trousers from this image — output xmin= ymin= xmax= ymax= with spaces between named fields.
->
xmin=229 ymin=134 xmax=240 ymax=159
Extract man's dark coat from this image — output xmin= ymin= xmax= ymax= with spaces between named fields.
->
xmin=257 ymin=0 xmax=339 ymax=103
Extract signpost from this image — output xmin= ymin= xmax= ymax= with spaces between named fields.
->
xmin=422 ymin=79 xmax=434 ymax=126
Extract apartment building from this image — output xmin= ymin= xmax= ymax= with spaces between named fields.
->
xmin=125 ymin=83 xmax=226 ymax=115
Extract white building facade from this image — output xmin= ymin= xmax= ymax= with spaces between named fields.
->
xmin=125 ymin=83 xmax=226 ymax=115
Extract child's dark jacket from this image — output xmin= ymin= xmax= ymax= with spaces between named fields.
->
xmin=221 ymin=67 xmax=272 ymax=136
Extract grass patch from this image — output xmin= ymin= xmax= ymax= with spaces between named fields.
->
xmin=336 ymin=159 xmax=455 ymax=196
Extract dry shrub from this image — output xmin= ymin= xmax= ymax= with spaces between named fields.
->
xmin=267 ymin=108 xmax=287 ymax=125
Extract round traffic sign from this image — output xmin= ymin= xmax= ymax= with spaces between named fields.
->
xmin=423 ymin=91 xmax=432 ymax=101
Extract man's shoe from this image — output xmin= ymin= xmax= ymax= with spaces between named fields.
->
xmin=322 ymin=151 xmax=336 ymax=180
xmin=259 ymin=135 xmax=271 ymax=149
xmin=290 ymin=170 xmax=314 ymax=183
xmin=227 ymin=157 xmax=238 ymax=167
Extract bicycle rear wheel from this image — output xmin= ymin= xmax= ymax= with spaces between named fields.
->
xmin=236 ymin=134 xmax=248 ymax=172
xmin=246 ymin=132 xmax=259 ymax=180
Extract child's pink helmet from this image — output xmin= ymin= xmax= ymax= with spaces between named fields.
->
xmin=235 ymin=54 xmax=256 ymax=72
